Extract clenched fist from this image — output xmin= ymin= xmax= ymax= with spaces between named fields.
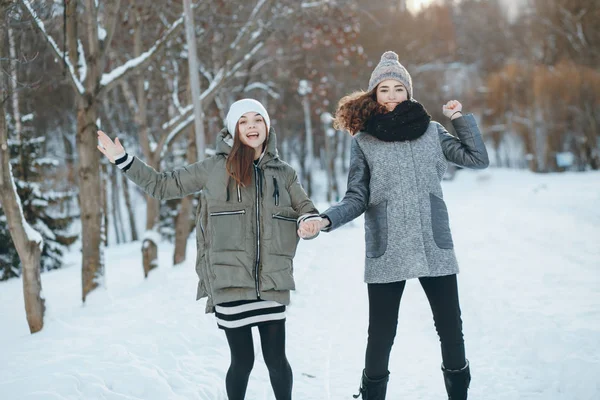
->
xmin=442 ymin=100 xmax=463 ymax=120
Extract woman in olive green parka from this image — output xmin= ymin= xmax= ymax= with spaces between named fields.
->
xmin=98 ymin=99 xmax=321 ymax=400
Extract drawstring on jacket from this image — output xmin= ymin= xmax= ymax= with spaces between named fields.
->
xmin=273 ymin=177 xmax=279 ymax=206
xmin=225 ymin=175 xmax=231 ymax=202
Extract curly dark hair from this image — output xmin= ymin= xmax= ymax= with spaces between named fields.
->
xmin=332 ymin=89 xmax=387 ymax=135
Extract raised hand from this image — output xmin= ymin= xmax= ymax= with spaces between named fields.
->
xmin=97 ymin=130 xmax=125 ymax=164
xmin=442 ymin=100 xmax=463 ymax=120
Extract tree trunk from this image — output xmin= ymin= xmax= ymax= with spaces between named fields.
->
xmin=133 ymin=8 xmax=159 ymax=277
xmin=183 ymin=0 xmax=205 ymax=161
xmin=110 ymin=163 xmax=123 ymax=244
xmin=100 ymin=162 xmax=110 ymax=246
xmin=301 ymin=94 xmax=313 ymax=196
xmin=8 ymin=27 xmax=21 ymax=143
xmin=62 ymin=0 xmax=78 ymax=187
xmin=76 ymin=0 xmax=104 ymax=302
xmin=143 ymin=191 xmax=159 ymax=277
xmin=173 ymin=125 xmax=197 ymax=265
xmin=330 ymin=131 xmax=339 ymax=201
xmin=121 ymin=173 xmax=138 ymax=241
xmin=0 ymin=15 xmax=45 ymax=331
xmin=101 ymin=97 xmax=129 ymax=243
xmin=341 ymin=130 xmax=351 ymax=173
xmin=78 ymin=95 xmax=104 ymax=301
xmin=61 ymin=132 xmax=77 ymax=186
xmin=322 ymin=117 xmax=334 ymax=202
xmin=21 ymin=242 xmax=44 ymax=333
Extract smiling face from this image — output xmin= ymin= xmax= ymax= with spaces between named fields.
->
xmin=376 ymin=79 xmax=409 ymax=112
xmin=237 ymin=112 xmax=268 ymax=153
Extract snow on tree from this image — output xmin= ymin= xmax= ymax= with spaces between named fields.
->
xmin=0 ymin=120 xmax=77 ymax=280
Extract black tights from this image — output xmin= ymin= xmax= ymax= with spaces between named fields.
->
xmin=224 ymin=321 xmax=293 ymax=400
xmin=365 ymin=274 xmax=467 ymax=379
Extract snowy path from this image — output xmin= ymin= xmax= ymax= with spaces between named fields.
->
xmin=1 ymin=170 xmax=599 ymax=399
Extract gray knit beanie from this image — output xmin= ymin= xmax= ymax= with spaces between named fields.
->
xmin=367 ymin=51 xmax=413 ymax=98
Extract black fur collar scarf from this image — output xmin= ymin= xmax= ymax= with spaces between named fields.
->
xmin=364 ymin=100 xmax=431 ymax=142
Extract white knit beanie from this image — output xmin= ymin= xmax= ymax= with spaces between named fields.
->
xmin=225 ymin=99 xmax=271 ymax=138
xmin=368 ymin=51 xmax=413 ymax=98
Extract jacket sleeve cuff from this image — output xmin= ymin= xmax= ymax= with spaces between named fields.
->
xmin=297 ymin=213 xmax=322 ymax=240
xmin=115 ymin=153 xmax=134 ymax=172
xmin=297 ymin=213 xmax=322 ymax=226
xmin=319 ymin=214 xmax=334 ymax=232
xmin=450 ymin=113 xmax=477 ymax=135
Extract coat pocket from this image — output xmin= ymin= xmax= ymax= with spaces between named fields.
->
xmin=211 ymin=264 xmax=254 ymax=291
xmin=365 ymin=201 xmax=388 ymax=258
xmin=209 ymin=209 xmax=246 ymax=251
xmin=429 ymin=193 xmax=454 ymax=249
xmin=271 ymin=211 xmax=300 ymax=257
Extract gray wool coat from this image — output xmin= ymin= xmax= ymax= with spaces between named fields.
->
xmin=322 ymin=114 xmax=489 ymax=283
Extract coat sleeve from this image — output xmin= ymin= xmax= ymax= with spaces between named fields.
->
xmin=321 ymin=138 xmax=370 ymax=232
xmin=437 ymin=114 xmax=490 ymax=169
xmin=287 ymin=168 xmax=319 ymax=216
xmin=123 ymin=156 xmax=215 ymax=200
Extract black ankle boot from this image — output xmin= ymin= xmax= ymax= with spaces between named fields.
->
xmin=352 ymin=369 xmax=389 ymax=400
xmin=441 ymin=360 xmax=471 ymax=400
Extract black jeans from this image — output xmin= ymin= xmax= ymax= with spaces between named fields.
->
xmin=224 ymin=321 xmax=293 ymax=400
xmin=365 ymin=274 xmax=466 ymax=379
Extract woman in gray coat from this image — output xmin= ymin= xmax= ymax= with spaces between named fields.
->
xmin=301 ymin=51 xmax=489 ymax=400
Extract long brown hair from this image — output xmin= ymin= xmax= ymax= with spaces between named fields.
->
xmin=226 ymin=122 xmax=268 ymax=187
xmin=333 ymin=88 xmax=387 ymax=135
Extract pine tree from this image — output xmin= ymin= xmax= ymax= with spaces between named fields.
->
xmin=0 ymin=126 xmax=78 ymax=280
xmin=0 ymin=211 xmax=20 ymax=280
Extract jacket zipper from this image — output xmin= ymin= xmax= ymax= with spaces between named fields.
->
xmin=272 ymin=214 xmax=296 ymax=223
xmin=254 ymin=164 xmax=261 ymax=298
xmin=237 ymin=184 xmax=242 ymax=203
xmin=210 ymin=210 xmax=246 ymax=216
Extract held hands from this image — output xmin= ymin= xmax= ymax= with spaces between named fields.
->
xmin=442 ymin=100 xmax=463 ymax=120
xmin=297 ymin=218 xmax=330 ymax=239
xmin=297 ymin=219 xmax=321 ymax=239
xmin=97 ymin=130 xmax=125 ymax=163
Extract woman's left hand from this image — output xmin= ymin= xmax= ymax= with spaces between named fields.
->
xmin=442 ymin=100 xmax=463 ymax=120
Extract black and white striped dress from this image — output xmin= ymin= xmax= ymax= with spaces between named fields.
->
xmin=215 ymin=299 xmax=286 ymax=330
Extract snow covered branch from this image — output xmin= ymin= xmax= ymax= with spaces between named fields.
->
xmin=159 ymin=42 xmax=265 ymax=155
xmin=301 ymin=1 xmax=331 ymax=8
xmin=243 ymin=82 xmax=280 ymax=99
xmin=99 ymin=0 xmax=123 ymax=66
xmin=19 ymin=0 xmax=85 ymax=95
xmin=99 ymin=15 xmax=186 ymax=95
xmin=229 ymin=0 xmax=270 ymax=51
xmin=158 ymin=78 xmax=225 ymax=158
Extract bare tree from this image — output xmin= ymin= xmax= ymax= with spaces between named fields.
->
xmin=321 ymin=112 xmax=339 ymax=202
xmin=299 ymin=80 xmax=314 ymax=196
xmin=126 ymin=0 xmax=351 ymax=269
xmin=0 ymin=0 xmax=45 ymax=333
xmin=20 ymin=0 xmax=184 ymax=299
xmin=173 ymin=124 xmax=197 ymax=266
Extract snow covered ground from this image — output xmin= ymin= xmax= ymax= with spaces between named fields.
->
xmin=1 ymin=169 xmax=599 ymax=400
